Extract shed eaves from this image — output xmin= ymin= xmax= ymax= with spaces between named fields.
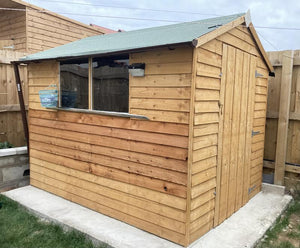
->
xmin=20 ymin=13 xmax=245 ymax=62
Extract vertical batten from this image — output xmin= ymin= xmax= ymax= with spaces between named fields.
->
xmin=88 ymin=57 xmax=93 ymax=110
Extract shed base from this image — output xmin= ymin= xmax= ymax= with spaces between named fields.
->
xmin=2 ymin=185 xmax=292 ymax=248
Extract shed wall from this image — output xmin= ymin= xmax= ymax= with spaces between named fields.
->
xmin=189 ymin=26 xmax=269 ymax=243
xmin=28 ymin=58 xmax=190 ymax=245
xmin=26 ymin=7 xmax=103 ymax=53
xmin=0 ymin=10 xmax=27 ymax=51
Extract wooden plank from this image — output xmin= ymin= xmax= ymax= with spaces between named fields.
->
xmin=254 ymin=110 xmax=266 ymax=119
xmin=197 ymin=48 xmax=222 ymax=68
xmin=248 ymin=23 xmax=274 ymax=72
xmin=194 ymin=101 xmax=219 ymax=113
xmin=130 ymin=74 xmax=192 ymax=87
xmin=130 ymin=46 xmax=193 ymax=64
xmin=194 ymin=113 xmax=219 ymax=125
xmin=218 ymin=45 xmax=235 ymax=224
xmin=274 ymin=50 xmax=294 ymax=185
xmin=193 ymin=123 xmax=219 ymax=137
xmin=197 ymin=63 xmax=221 ymax=79
xmin=190 ymin=210 xmax=214 ymax=233
xmin=193 ymin=134 xmax=218 ymax=150
xmin=189 ymin=220 xmax=213 ymax=243
xmin=130 ymin=87 xmax=191 ymax=99
xmin=194 ymin=89 xmax=220 ymax=101
xmin=130 ymin=109 xmax=189 ymax=124
xmin=190 ymin=199 xmax=215 ymax=222
xmin=192 ymin=156 xmax=217 ymax=175
xmin=228 ymin=28 xmax=256 ymax=47
xmin=185 ymin=47 xmax=198 ymax=246
xmin=130 ymin=99 xmax=190 ymax=112
xmin=145 ymin=62 xmax=192 ymax=75
xmin=195 ymin=76 xmax=220 ymax=90
xmin=242 ymin=55 xmax=257 ymax=205
xmin=191 ymin=166 xmax=216 ymax=188
xmin=191 ymin=189 xmax=215 ymax=210
xmin=201 ymin=39 xmax=222 ymax=56
xmin=214 ymin=43 xmax=226 ymax=226
xmin=263 ymin=160 xmax=300 ymax=174
xmin=227 ymin=49 xmax=243 ymax=216
xmin=217 ymin=32 xmax=258 ymax=56
xmin=256 ymin=86 xmax=268 ymax=95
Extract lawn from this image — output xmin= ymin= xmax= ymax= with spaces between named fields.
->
xmin=256 ymin=185 xmax=300 ymax=248
xmin=0 ymin=194 xmax=108 ymax=248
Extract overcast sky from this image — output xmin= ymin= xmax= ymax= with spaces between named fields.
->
xmin=24 ymin=0 xmax=300 ymax=51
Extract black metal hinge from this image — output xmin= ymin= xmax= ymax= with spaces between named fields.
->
xmin=248 ymin=185 xmax=257 ymax=194
xmin=252 ymin=130 xmax=260 ymax=137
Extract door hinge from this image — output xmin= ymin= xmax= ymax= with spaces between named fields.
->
xmin=248 ymin=185 xmax=256 ymax=194
xmin=255 ymin=70 xmax=264 ymax=78
xmin=252 ymin=130 xmax=260 ymax=137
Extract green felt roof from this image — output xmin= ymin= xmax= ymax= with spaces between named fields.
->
xmin=20 ymin=13 xmax=245 ymax=62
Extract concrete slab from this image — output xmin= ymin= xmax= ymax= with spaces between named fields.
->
xmin=3 ymin=186 xmax=292 ymax=248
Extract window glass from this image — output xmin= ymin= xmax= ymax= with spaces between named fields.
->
xmin=92 ymin=56 xmax=129 ymax=112
xmin=60 ymin=59 xmax=89 ymax=109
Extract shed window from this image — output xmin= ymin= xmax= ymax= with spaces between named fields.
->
xmin=60 ymin=59 xmax=89 ymax=109
xmin=92 ymin=57 xmax=129 ymax=112
xmin=60 ymin=55 xmax=129 ymax=113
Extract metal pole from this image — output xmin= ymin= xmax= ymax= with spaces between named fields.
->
xmin=12 ymin=62 xmax=29 ymax=156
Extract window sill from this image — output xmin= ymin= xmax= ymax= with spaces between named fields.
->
xmin=47 ymin=107 xmax=149 ymax=120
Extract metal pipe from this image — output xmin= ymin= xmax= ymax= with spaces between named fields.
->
xmin=12 ymin=62 xmax=29 ymax=156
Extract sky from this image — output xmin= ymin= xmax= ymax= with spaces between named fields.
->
xmin=23 ymin=0 xmax=300 ymax=51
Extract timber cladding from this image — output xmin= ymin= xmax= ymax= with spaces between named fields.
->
xmin=0 ymin=0 xmax=103 ymax=53
xmin=27 ymin=26 xmax=270 ymax=246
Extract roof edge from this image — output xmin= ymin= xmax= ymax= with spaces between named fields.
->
xmin=248 ymin=23 xmax=274 ymax=73
xmin=193 ymin=12 xmax=274 ymax=73
xmin=195 ymin=14 xmax=246 ymax=48
xmin=18 ymin=41 xmax=194 ymax=64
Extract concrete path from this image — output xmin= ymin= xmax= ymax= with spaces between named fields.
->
xmin=3 ymin=185 xmax=292 ymax=248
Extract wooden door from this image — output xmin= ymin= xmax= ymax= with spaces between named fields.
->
xmin=215 ymin=44 xmax=257 ymax=225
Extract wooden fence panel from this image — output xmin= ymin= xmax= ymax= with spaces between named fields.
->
xmin=0 ymin=50 xmax=28 ymax=147
xmin=264 ymin=50 xmax=300 ymax=187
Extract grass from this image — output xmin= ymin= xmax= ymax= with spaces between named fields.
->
xmin=0 ymin=195 xmax=108 ymax=248
xmin=256 ymin=185 xmax=300 ymax=248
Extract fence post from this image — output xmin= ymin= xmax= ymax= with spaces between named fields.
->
xmin=12 ymin=62 xmax=29 ymax=156
xmin=274 ymin=50 xmax=294 ymax=185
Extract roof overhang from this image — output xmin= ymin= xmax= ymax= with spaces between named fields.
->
xmin=15 ymin=42 xmax=194 ymax=64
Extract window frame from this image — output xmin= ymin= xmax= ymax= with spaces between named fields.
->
xmin=58 ymin=55 xmax=147 ymax=120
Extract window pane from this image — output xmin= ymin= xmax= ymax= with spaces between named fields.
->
xmin=92 ymin=57 xmax=129 ymax=112
xmin=60 ymin=60 xmax=89 ymax=109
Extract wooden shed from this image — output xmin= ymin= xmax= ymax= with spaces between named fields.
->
xmin=18 ymin=12 xmax=273 ymax=246
xmin=0 ymin=0 xmax=105 ymax=53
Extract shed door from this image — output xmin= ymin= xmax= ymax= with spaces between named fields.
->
xmin=215 ymin=44 xmax=257 ymax=225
